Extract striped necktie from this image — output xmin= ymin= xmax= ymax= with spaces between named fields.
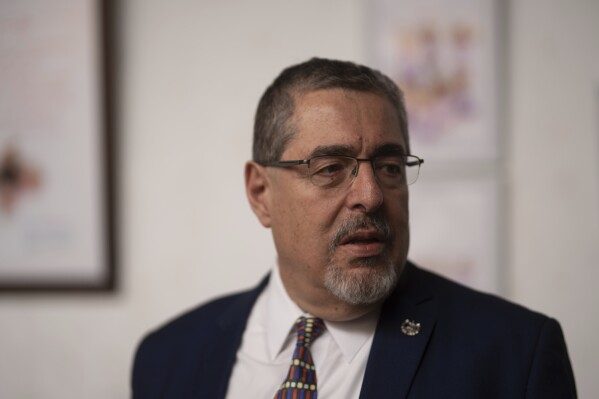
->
xmin=274 ymin=317 xmax=326 ymax=399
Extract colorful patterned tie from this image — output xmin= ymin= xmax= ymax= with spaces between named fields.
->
xmin=274 ymin=317 xmax=326 ymax=399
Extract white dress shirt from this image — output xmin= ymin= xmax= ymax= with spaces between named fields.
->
xmin=225 ymin=266 xmax=379 ymax=399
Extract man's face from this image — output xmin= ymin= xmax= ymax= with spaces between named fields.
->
xmin=262 ymin=89 xmax=410 ymax=317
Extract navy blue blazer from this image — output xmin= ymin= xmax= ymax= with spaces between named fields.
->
xmin=132 ymin=262 xmax=576 ymax=398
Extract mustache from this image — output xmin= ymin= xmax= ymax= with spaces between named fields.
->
xmin=329 ymin=213 xmax=393 ymax=251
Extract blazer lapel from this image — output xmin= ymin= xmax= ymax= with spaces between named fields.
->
xmin=359 ymin=263 xmax=437 ymax=399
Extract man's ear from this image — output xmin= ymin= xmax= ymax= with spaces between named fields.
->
xmin=245 ymin=161 xmax=272 ymax=228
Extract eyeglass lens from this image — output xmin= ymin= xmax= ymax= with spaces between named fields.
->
xmin=308 ymin=156 xmax=420 ymax=188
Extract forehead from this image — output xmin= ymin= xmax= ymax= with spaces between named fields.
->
xmin=284 ymin=89 xmax=405 ymax=158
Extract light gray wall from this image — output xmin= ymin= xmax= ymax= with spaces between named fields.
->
xmin=0 ymin=0 xmax=597 ymax=397
xmin=509 ymin=0 xmax=599 ymax=394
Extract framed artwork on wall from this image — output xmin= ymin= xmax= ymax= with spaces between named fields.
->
xmin=369 ymin=0 xmax=499 ymax=162
xmin=0 ymin=0 xmax=116 ymax=291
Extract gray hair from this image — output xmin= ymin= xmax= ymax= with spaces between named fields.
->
xmin=252 ymin=58 xmax=410 ymax=163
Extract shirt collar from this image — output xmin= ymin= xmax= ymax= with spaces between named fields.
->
xmin=265 ymin=266 xmax=380 ymax=363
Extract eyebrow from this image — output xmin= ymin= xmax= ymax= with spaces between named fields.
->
xmin=371 ymin=143 xmax=406 ymax=157
xmin=308 ymin=144 xmax=355 ymax=158
xmin=306 ymin=142 xmax=406 ymax=159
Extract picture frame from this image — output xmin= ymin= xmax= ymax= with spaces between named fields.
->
xmin=0 ymin=0 xmax=117 ymax=292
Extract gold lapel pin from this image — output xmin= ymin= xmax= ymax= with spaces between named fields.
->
xmin=401 ymin=319 xmax=421 ymax=336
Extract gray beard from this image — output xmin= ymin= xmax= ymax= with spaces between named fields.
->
xmin=323 ymin=213 xmax=400 ymax=305
xmin=323 ymin=257 xmax=398 ymax=305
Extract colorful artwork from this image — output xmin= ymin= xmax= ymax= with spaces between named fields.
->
xmin=394 ymin=21 xmax=477 ymax=141
xmin=370 ymin=0 xmax=498 ymax=161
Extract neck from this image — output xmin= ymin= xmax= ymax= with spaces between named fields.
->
xmin=294 ymin=294 xmax=381 ymax=322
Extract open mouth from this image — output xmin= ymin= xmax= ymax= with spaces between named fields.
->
xmin=338 ymin=230 xmax=387 ymax=257
xmin=340 ymin=230 xmax=386 ymax=245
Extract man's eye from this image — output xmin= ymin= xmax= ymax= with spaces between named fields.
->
xmin=377 ymin=161 xmax=402 ymax=176
xmin=314 ymin=163 xmax=345 ymax=176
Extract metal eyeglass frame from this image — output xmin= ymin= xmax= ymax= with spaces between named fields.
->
xmin=262 ymin=154 xmax=424 ymax=186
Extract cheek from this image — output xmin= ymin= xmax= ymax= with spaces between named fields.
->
xmin=384 ymin=190 xmax=410 ymax=237
xmin=291 ymin=199 xmax=335 ymax=246
xmin=273 ymin=193 xmax=343 ymax=258
xmin=385 ymin=188 xmax=409 ymax=213
xmin=270 ymin=191 xmax=316 ymax=249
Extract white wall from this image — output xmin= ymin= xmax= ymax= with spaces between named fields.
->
xmin=509 ymin=0 xmax=599 ymax=395
xmin=0 ymin=0 xmax=597 ymax=397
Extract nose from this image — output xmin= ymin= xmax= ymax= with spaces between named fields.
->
xmin=345 ymin=161 xmax=384 ymax=212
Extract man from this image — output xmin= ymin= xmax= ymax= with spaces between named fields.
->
xmin=132 ymin=58 xmax=576 ymax=398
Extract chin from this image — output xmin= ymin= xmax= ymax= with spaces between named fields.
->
xmin=323 ymin=257 xmax=398 ymax=306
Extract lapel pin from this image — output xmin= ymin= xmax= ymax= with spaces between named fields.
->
xmin=401 ymin=319 xmax=421 ymax=336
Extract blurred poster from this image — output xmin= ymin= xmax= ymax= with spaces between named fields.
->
xmin=370 ymin=0 xmax=498 ymax=161
xmin=0 ymin=0 xmax=114 ymax=290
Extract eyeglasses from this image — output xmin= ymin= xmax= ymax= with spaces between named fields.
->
xmin=263 ymin=154 xmax=424 ymax=188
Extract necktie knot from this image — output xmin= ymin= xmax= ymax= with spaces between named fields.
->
xmin=295 ymin=317 xmax=326 ymax=348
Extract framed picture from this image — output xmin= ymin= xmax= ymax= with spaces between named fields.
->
xmin=369 ymin=0 xmax=499 ymax=162
xmin=0 ymin=0 xmax=116 ymax=291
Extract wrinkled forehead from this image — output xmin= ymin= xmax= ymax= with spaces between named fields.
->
xmin=284 ymin=89 xmax=407 ymax=158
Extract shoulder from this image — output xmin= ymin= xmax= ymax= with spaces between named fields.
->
xmin=392 ymin=262 xmax=558 ymax=355
xmin=399 ymin=263 xmax=568 ymax=362
xmin=392 ymin=263 xmax=576 ymax=397
xmin=142 ymin=289 xmax=251 ymax=345
xmin=132 ymin=277 xmax=269 ymax=393
xmin=136 ymin=277 xmax=267 ymax=354
xmin=407 ymin=262 xmax=549 ymax=325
